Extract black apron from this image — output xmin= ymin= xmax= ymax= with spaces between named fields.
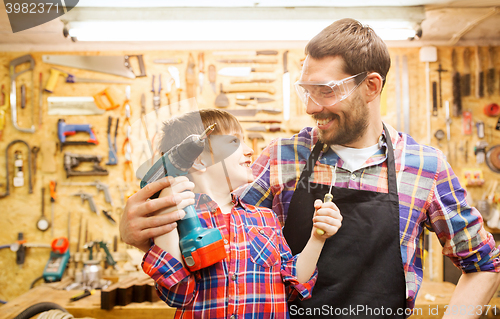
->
xmin=283 ymin=125 xmax=406 ymax=318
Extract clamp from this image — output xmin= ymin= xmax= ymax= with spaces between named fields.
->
xmin=151 ymin=74 xmax=162 ymax=117
xmin=122 ymin=126 xmax=134 ymax=182
xmin=0 ymin=139 xmax=33 ymax=198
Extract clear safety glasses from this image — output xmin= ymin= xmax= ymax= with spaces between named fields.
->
xmin=294 ymin=72 xmax=369 ymax=107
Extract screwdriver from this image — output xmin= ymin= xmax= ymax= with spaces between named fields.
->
xmin=50 ymin=180 xmax=57 ymax=238
xmin=316 ymin=162 xmax=337 ymax=236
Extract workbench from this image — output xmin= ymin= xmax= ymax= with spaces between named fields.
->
xmin=1 ymin=280 xmax=499 ymax=318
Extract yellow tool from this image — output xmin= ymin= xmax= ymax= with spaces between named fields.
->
xmin=45 ymin=68 xmax=132 ymax=93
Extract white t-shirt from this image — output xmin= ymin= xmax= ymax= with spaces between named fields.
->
xmin=330 ymin=143 xmax=381 ymax=172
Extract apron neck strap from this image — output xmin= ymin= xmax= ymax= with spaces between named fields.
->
xmin=298 ymin=123 xmax=398 ymax=196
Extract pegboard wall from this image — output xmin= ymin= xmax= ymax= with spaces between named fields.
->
xmin=0 ymin=46 xmax=499 ymax=301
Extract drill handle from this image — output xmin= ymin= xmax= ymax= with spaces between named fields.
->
xmin=45 ymin=68 xmax=68 ymax=93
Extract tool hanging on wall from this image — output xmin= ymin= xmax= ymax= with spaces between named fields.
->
xmin=225 ymin=107 xmax=281 ymax=117
xmin=61 ymin=181 xmax=113 ymax=206
xmin=106 ymin=116 xmax=119 ymax=165
xmin=37 ymin=187 xmax=51 ymax=232
xmin=432 ymin=81 xmax=438 ymax=116
xmin=484 ymin=103 xmax=500 ymax=117
xmin=93 ymin=86 xmax=122 ymax=110
xmin=151 ymin=74 xmax=162 ymax=119
xmin=164 ymin=77 xmax=174 ymax=116
xmin=49 ymin=180 xmax=57 ymax=238
xmin=475 ymin=141 xmax=488 ymax=165
xmin=10 ymin=54 xmax=36 ymax=133
xmin=451 ymin=49 xmax=462 ymax=117
xmin=283 ymin=50 xmax=291 ymax=121
xmin=221 ymin=84 xmax=276 ymax=94
xmin=462 ymin=48 xmax=471 ymax=97
xmin=434 ymin=129 xmax=445 ymax=147
xmin=235 ymin=95 xmax=275 ymax=103
xmin=213 ymin=50 xmax=278 ymax=56
xmin=476 ymin=121 xmax=485 ymax=139
xmin=445 ymin=101 xmax=452 ymax=161
xmin=0 ymin=139 xmax=33 ymax=198
xmin=44 ymin=68 xmax=132 ymax=93
xmin=247 ymin=124 xmax=281 ymax=132
xmin=13 ymin=150 xmax=24 ymax=188
xmin=64 ymin=153 xmax=109 ymax=178
xmin=476 ymin=46 xmax=484 ymax=99
xmin=102 ymin=210 xmax=116 ymax=224
xmin=231 ymin=78 xmax=276 ymax=84
xmin=73 ymin=192 xmax=98 ymax=214
xmin=0 ymin=85 xmax=6 ymax=140
xmin=168 ymin=66 xmax=181 ymax=110
xmin=208 ymin=64 xmax=216 ymax=93
xmin=57 ymin=119 xmax=98 ymax=150
xmin=47 ymin=96 xmax=105 ymax=115
xmin=486 ymin=145 xmax=500 ymax=173
xmin=153 ymin=58 xmax=182 ymax=64
xmin=435 ymin=64 xmax=447 ymax=111
xmin=214 ymin=84 xmax=229 ymax=108
xmin=123 ymin=126 xmax=134 ymax=182
xmin=216 ymin=58 xmax=278 ymax=64
xmin=218 ymin=66 xmax=274 ymax=77
xmin=38 ymin=73 xmax=43 ymax=128
xmin=42 ymin=54 xmax=146 ymax=79
xmin=198 ymin=52 xmax=204 ymax=94
xmin=487 ymin=46 xmax=495 ymax=96
xmin=31 ymin=146 xmax=39 ymax=183
xmin=463 ymin=110 xmax=473 ymax=135
xmin=186 ymin=53 xmax=197 ymax=100
xmin=43 ymin=237 xmax=70 ymax=283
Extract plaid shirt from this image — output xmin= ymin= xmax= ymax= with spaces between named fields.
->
xmin=142 ymin=193 xmax=317 ymax=319
xmin=240 ymin=123 xmax=500 ymax=310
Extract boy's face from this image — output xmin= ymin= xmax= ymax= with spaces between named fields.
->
xmin=199 ymin=131 xmax=254 ymax=191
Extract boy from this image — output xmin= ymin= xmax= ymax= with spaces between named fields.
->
xmin=142 ymin=109 xmax=342 ymax=318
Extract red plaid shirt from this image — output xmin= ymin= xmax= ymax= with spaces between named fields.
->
xmin=142 ymin=193 xmax=317 ymax=319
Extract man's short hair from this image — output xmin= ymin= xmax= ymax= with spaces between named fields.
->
xmin=305 ymin=18 xmax=391 ymax=88
xmin=158 ymin=109 xmax=243 ymax=154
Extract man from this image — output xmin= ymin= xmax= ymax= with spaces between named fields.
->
xmin=121 ymin=18 xmax=500 ymax=318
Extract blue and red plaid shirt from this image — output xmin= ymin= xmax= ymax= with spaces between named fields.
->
xmin=142 ymin=193 xmax=317 ymax=319
xmin=240 ymin=123 xmax=500 ymax=310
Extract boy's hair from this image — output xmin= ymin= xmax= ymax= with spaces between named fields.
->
xmin=305 ymin=18 xmax=390 ymax=88
xmin=158 ymin=109 xmax=243 ymax=154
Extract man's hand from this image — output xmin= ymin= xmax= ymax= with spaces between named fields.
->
xmin=312 ymin=199 xmax=342 ymax=240
xmin=119 ymin=176 xmax=195 ymax=252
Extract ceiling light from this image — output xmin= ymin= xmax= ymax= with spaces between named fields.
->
xmin=68 ymin=19 xmax=417 ymax=42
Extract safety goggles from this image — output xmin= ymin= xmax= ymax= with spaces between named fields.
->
xmin=294 ymin=72 xmax=368 ymax=107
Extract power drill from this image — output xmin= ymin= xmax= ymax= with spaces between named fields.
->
xmin=140 ymin=124 xmax=227 ymax=271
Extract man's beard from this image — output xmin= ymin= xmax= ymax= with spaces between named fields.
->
xmin=313 ymin=93 xmax=369 ymax=146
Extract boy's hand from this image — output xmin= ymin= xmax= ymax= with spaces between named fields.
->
xmin=312 ymin=199 xmax=342 ymax=240
xmin=119 ymin=176 xmax=195 ymax=252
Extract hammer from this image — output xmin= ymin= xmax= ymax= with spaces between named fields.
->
xmin=248 ymin=132 xmax=265 ymax=161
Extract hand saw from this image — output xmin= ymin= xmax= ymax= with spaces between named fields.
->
xmin=42 ymin=54 xmax=146 ymax=79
